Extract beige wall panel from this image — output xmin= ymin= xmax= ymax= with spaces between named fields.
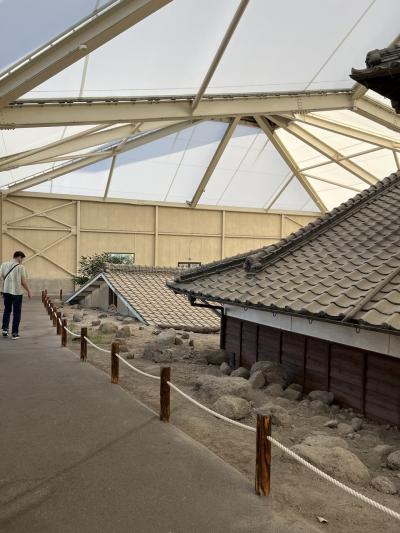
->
xmin=80 ymin=232 xmax=136 ymax=256
xmin=133 ymin=234 xmax=154 ymax=266
xmin=81 ymin=202 xmax=154 ymax=232
xmin=224 ymin=237 xmax=278 ymax=257
xmin=283 ymin=215 xmax=315 ymax=236
xmin=225 ymin=211 xmax=281 ymax=238
xmin=158 ymin=235 xmax=221 ymax=267
xmin=6 ymin=196 xmax=76 ymax=226
xmin=159 ymin=207 xmax=221 ymax=235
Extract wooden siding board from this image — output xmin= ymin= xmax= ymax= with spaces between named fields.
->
xmin=241 ymin=322 xmax=258 ymax=368
xmin=257 ymin=325 xmax=281 ymax=362
xmin=281 ymin=332 xmax=305 ymax=385
xmin=304 ymin=338 xmax=329 ymax=392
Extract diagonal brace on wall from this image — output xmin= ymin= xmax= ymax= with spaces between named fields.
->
xmin=5 ymin=198 xmax=74 ymax=229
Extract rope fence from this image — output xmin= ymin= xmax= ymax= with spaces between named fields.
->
xmin=41 ymin=290 xmax=400 ymax=521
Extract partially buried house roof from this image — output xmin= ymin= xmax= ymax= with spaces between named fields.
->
xmin=168 ymin=171 xmax=400 ymax=332
xmin=69 ymin=265 xmax=220 ymax=332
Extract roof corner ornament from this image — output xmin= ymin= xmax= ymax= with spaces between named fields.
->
xmin=243 ymin=252 xmax=264 ymax=272
xmin=351 ymin=45 xmax=400 ymax=113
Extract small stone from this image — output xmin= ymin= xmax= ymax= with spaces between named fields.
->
xmin=126 ymin=353 xmax=135 ymax=360
xmin=91 ymin=320 xmax=101 ymax=326
xmin=213 ymin=395 xmax=252 ymax=420
xmin=220 ymin=362 xmax=232 ymax=376
xmin=248 ymin=370 xmax=265 ymax=389
xmin=308 ymin=390 xmax=334 ymax=405
xmin=98 ymin=313 xmax=107 ymax=318
xmin=189 ymin=339 xmax=194 ymax=347
xmin=337 ymin=423 xmax=353 ymax=436
xmin=181 ymin=332 xmax=190 ymax=340
xmin=387 ymin=450 xmax=400 ymax=470
xmin=371 ymin=476 xmax=397 ymax=495
xmin=287 ymin=383 xmax=303 ymax=393
xmin=351 ymin=417 xmax=363 ymax=432
xmin=175 ymin=337 xmax=183 ymax=345
xmin=231 ymin=366 xmax=250 ymax=379
xmin=324 ymin=419 xmax=339 ymax=429
xmin=152 ymin=328 xmax=161 ymax=335
xmin=72 ymin=313 xmax=82 ymax=323
xmin=282 ymin=388 xmax=301 ymax=401
xmin=265 ymin=383 xmax=284 ymax=397
xmin=373 ymin=444 xmax=394 ymax=459
xmin=139 ymin=326 xmax=145 ymax=330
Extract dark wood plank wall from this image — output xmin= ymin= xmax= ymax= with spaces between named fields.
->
xmin=224 ymin=316 xmax=400 ymax=425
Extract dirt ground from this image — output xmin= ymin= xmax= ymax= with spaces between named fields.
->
xmin=60 ymin=304 xmax=400 ymax=533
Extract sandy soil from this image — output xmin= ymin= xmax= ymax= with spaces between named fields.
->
xmin=60 ymin=304 xmax=400 ymax=533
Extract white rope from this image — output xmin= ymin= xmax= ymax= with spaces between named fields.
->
xmin=116 ymin=353 xmax=160 ymax=381
xmin=167 ymin=381 xmax=256 ymax=432
xmin=166 ymin=381 xmax=400 ymax=521
xmin=267 ymin=435 xmax=400 ymax=521
xmin=58 ymin=318 xmax=62 ymax=326
xmin=84 ymin=336 xmax=109 ymax=354
xmin=64 ymin=326 xmax=80 ymax=337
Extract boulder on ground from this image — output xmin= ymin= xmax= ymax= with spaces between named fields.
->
xmin=116 ymin=326 xmax=131 ymax=338
xmin=308 ymin=390 xmax=334 ymax=405
xmin=292 ymin=443 xmax=369 ymax=484
xmin=143 ymin=331 xmax=176 ymax=359
xmin=371 ymin=476 xmax=397 ymax=495
xmin=116 ymin=315 xmax=124 ymax=322
xmin=351 ymin=417 xmax=363 ymax=431
xmin=189 ymin=339 xmax=195 ymax=347
xmin=258 ymin=404 xmax=290 ymax=427
xmin=175 ymin=337 xmax=183 ymax=345
xmin=98 ymin=312 xmax=107 ymax=318
xmin=250 ymin=361 xmax=289 ymax=386
xmin=181 ymin=332 xmax=190 ymax=340
xmin=282 ymin=388 xmax=301 ymax=401
xmin=205 ymin=349 xmax=226 ymax=366
xmin=72 ymin=313 xmax=82 ymax=323
xmin=324 ymin=419 xmax=339 ymax=429
xmin=91 ymin=319 xmax=101 ymax=326
xmin=287 ymin=383 xmax=303 ymax=393
xmin=118 ymin=344 xmax=129 ymax=353
xmin=250 ymin=360 xmax=275 ymax=375
xmin=337 ymin=423 xmax=353 ymax=437
xmin=249 ymin=370 xmax=265 ymax=389
xmin=126 ymin=353 xmax=135 ymax=360
xmin=309 ymin=400 xmax=329 ymax=415
xmin=231 ymin=366 xmax=250 ymax=379
xmin=122 ymin=317 xmax=135 ymax=324
xmin=139 ymin=325 xmax=145 ymax=330
xmin=213 ymin=395 xmax=252 ymax=420
xmin=194 ymin=375 xmax=251 ymax=403
xmin=108 ymin=304 xmax=117 ymax=313
xmin=220 ymin=362 xmax=232 ymax=376
xmin=99 ymin=322 xmax=118 ymax=334
xmin=152 ymin=349 xmax=173 ymax=363
xmin=302 ymin=435 xmax=349 ymax=449
xmin=265 ymin=383 xmax=284 ymax=397
xmin=373 ymin=444 xmax=394 ymax=459
xmin=387 ymin=450 xmax=400 ymax=470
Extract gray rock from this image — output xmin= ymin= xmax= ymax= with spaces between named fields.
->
xmin=282 ymin=388 xmax=301 ymax=401
xmin=373 ymin=444 xmax=394 ymax=460
xmin=302 ymin=435 xmax=349 ymax=449
xmin=337 ymin=423 xmax=353 ymax=437
xmin=194 ymin=375 xmax=251 ymax=403
xmin=152 ymin=328 xmax=161 ymax=335
xmin=248 ymin=370 xmax=265 ymax=389
xmin=152 ymin=349 xmax=173 ymax=363
xmin=324 ymin=419 xmax=339 ymax=429
xmin=91 ymin=320 xmax=101 ymax=326
xmin=213 ymin=395 xmax=252 ymax=420
xmin=205 ymin=366 xmax=222 ymax=377
xmin=99 ymin=322 xmax=118 ymax=334
xmin=122 ymin=317 xmax=134 ymax=324
xmin=108 ymin=304 xmax=117 ymax=313
xmin=189 ymin=339 xmax=194 ymax=347
xmin=371 ymin=476 xmax=397 ymax=495
xmin=308 ymin=390 xmax=334 ymax=405
xmin=231 ymin=366 xmax=250 ymax=379
xmin=126 ymin=353 xmax=135 ymax=360
xmin=116 ymin=315 xmax=124 ymax=322
xmin=258 ymin=404 xmax=290 ymax=427
xmin=175 ymin=337 xmax=183 ymax=345
xmin=116 ymin=326 xmax=131 ymax=338
xmin=98 ymin=313 xmax=107 ymax=318
xmin=220 ymin=362 xmax=232 ymax=376
xmin=72 ymin=313 xmax=82 ymax=323
xmin=263 ymin=363 xmax=289 ymax=387
xmin=309 ymin=400 xmax=329 ymax=415
xmin=205 ymin=349 xmax=226 ymax=366
xmin=351 ymin=417 xmax=363 ymax=432
xmin=387 ymin=450 xmax=400 ymax=470
xmin=143 ymin=331 xmax=176 ymax=359
xmin=118 ymin=344 xmax=129 ymax=353
xmin=181 ymin=332 xmax=190 ymax=340
xmin=139 ymin=326 xmax=145 ymax=330
xmin=265 ymin=383 xmax=284 ymax=397
xmin=291 ymin=444 xmax=369 ymax=484
xmin=287 ymin=383 xmax=303 ymax=393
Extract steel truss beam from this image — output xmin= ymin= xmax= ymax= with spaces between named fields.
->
xmin=0 ymin=0 xmax=172 ymax=108
xmin=269 ymin=115 xmax=378 ymax=186
xmin=292 ymin=112 xmax=400 ymax=151
xmin=263 ymin=173 xmax=294 ymax=210
xmin=5 ymin=120 xmax=197 ymax=194
xmin=0 ymin=91 xmax=353 ymax=128
xmin=303 ymin=174 xmax=363 ymax=193
xmin=192 ymin=0 xmax=249 ymax=111
xmin=354 ymin=97 xmax=400 ymax=133
xmin=188 ymin=117 xmax=240 ymax=207
xmin=255 ymin=116 xmax=327 ymax=213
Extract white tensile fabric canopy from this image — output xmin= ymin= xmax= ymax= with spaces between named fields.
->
xmin=0 ymin=0 xmax=399 ymax=213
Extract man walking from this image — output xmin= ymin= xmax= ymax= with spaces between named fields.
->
xmin=1 ymin=251 xmax=31 ymax=339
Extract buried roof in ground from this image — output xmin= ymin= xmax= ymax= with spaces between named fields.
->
xmin=168 ymin=171 xmax=400 ymax=332
xmin=68 ymin=265 xmax=220 ymax=332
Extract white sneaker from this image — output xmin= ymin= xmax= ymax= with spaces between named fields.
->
xmin=2 ymin=330 xmax=8 ymax=338
xmin=11 ymin=334 xmax=20 ymax=339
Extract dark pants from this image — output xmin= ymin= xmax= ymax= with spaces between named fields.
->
xmin=2 ymin=293 xmax=23 ymax=335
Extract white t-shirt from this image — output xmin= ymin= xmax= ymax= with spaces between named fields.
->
xmin=0 ymin=260 xmax=27 ymax=296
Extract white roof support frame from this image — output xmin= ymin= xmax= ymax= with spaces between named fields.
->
xmin=255 ymin=116 xmax=327 ymax=213
xmin=269 ymin=115 xmax=378 ymax=186
xmin=0 ymin=0 xmax=172 ymax=108
xmin=5 ymin=120 xmax=197 ymax=194
xmin=192 ymin=0 xmax=249 ymax=111
xmin=354 ymin=97 xmax=400 ymax=134
xmin=188 ymin=116 xmax=240 ymax=208
xmin=263 ymin=173 xmax=294 ymax=211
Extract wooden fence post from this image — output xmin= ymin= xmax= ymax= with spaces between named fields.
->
xmin=61 ymin=319 xmax=67 ymax=347
xmin=59 ymin=289 xmax=63 ymax=301
xmin=80 ymin=327 xmax=87 ymax=362
xmin=56 ymin=312 xmax=62 ymax=335
xmin=160 ymin=367 xmax=171 ymax=422
xmin=111 ymin=342 xmax=119 ymax=384
xmin=52 ymin=308 xmax=57 ymax=327
xmin=41 ymin=290 xmax=45 ymax=303
xmin=255 ymin=414 xmax=271 ymax=496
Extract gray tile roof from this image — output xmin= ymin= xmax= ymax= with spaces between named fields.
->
xmin=168 ymin=172 xmax=400 ymax=332
xmin=105 ymin=265 xmax=220 ymax=331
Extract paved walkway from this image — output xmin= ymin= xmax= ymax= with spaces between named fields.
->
xmin=0 ymin=299 xmax=278 ymax=533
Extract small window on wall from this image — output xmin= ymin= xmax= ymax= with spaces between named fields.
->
xmin=177 ymin=261 xmax=201 ymax=269
xmin=108 ymin=252 xmax=135 ymax=264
